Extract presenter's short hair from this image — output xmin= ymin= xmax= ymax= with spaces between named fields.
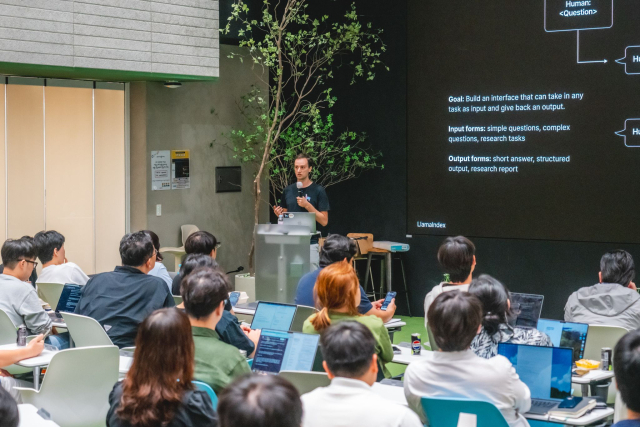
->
xmin=320 ymin=321 xmax=376 ymax=378
xmin=319 ymin=234 xmax=357 ymax=268
xmin=218 ymin=375 xmax=302 ymax=427
xmin=295 ymin=153 xmax=314 ymax=168
xmin=437 ymin=236 xmax=475 ymax=283
xmin=428 ymin=291 xmax=482 ymax=352
xmin=614 ymin=330 xmax=640 ymax=413
xmin=600 ymin=249 xmax=635 ymax=287
xmin=184 ymin=231 xmax=218 ymax=255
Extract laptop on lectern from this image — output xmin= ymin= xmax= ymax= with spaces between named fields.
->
xmin=282 ymin=212 xmax=317 ymax=233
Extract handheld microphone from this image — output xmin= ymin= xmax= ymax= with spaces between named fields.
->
xmin=297 ymin=181 xmax=304 ymax=198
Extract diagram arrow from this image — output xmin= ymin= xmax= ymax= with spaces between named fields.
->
xmin=577 ymin=31 xmax=607 ymax=64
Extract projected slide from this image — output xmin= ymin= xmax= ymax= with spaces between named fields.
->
xmin=407 ymin=0 xmax=640 ymax=243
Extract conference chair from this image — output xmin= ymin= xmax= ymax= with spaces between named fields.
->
xmin=279 ymin=371 xmax=331 ymax=395
xmin=37 ymin=282 xmax=65 ymax=309
xmin=181 ymin=224 xmax=199 ymax=245
xmin=0 ymin=309 xmax=17 ymax=344
xmin=15 ymin=345 xmax=119 ymax=427
xmin=290 ymin=305 xmax=318 ymax=332
xmin=193 ymin=380 xmax=218 ymax=408
xmin=420 ymin=396 xmax=509 ymax=427
xmin=173 ymin=295 xmax=183 ymax=305
xmin=160 ymin=224 xmax=200 ymax=272
xmin=427 ymin=325 xmax=439 ymax=351
xmin=62 ymin=312 xmax=113 ymax=347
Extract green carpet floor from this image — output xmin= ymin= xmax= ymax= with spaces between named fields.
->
xmin=388 ymin=315 xmax=428 ymax=377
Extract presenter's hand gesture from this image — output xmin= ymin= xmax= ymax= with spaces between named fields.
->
xmin=273 ymin=205 xmax=285 ymax=216
xmin=297 ymin=197 xmax=311 ymax=210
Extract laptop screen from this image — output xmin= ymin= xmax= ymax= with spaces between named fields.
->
xmin=510 ymin=293 xmax=544 ymax=328
xmin=251 ymin=302 xmax=297 ymax=331
xmin=537 ymin=318 xmax=588 ymax=361
xmin=252 ymin=329 xmax=320 ymax=374
xmin=56 ymin=284 xmax=82 ymax=313
xmin=498 ymin=343 xmax=572 ymax=400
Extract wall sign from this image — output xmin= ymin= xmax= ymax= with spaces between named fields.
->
xmin=151 ymin=150 xmax=171 ymax=191
xmin=171 ymin=150 xmax=190 ymax=190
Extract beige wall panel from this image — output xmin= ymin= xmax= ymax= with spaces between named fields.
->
xmin=95 ymin=88 xmax=125 ymax=273
xmin=0 ymin=85 xmax=6 ymax=241
xmin=7 ymin=84 xmax=44 ymax=239
xmin=44 ymin=86 xmax=94 ymax=274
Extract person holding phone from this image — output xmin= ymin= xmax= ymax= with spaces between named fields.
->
xmin=1 ymin=334 xmax=44 ymax=401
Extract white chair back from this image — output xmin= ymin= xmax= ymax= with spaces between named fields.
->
xmin=279 ymin=371 xmax=330 ymax=395
xmin=583 ymin=324 xmax=629 ymax=404
xmin=0 ymin=309 xmax=17 ymax=344
xmin=62 ymin=312 xmax=113 ymax=347
xmin=16 ymin=345 xmax=119 ymax=427
xmin=181 ymin=224 xmax=200 ymax=246
xmin=37 ymin=282 xmax=65 ymax=309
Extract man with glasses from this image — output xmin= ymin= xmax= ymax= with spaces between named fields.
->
xmin=0 ymin=236 xmax=70 ymax=349
xmin=75 ymin=231 xmax=174 ymax=348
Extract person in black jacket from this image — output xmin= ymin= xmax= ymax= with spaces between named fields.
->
xmin=107 ymin=308 xmax=217 ymax=427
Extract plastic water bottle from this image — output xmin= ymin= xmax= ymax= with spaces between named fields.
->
xmin=278 ymin=214 xmax=284 ymax=225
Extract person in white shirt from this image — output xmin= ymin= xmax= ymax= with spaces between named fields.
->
xmin=143 ymin=230 xmax=172 ymax=292
xmin=302 ymin=321 xmax=422 ymax=427
xmin=405 ymin=290 xmax=531 ymax=427
xmin=424 ymin=236 xmax=476 ymax=328
xmin=34 ymin=230 xmax=89 ymax=286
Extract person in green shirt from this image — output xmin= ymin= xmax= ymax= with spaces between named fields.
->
xmin=182 ymin=267 xmax=251 ymax=393
xmin=303 ymin=261 xmax=394 ymax=378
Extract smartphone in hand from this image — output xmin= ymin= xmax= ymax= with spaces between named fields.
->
xmin=381 ymin=291 xmax=397 ymax=311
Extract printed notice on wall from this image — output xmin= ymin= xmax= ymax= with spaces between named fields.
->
xmin=171 ymin=150 xmax=190 ymax=189
xmin=151 ymin=150 xmax=171 ymax=191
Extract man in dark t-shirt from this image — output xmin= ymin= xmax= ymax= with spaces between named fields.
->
xmin=274 ymin=154 xmax=330 ymax=270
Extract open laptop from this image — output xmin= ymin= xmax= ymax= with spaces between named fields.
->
xmin=510 ymin=293 xmax=544 ymax=328
xmin=282 ymin=212 xmax=317 ymax=233
xmin=250 ymin=302 xmax=298 ymax=331
xmin=498 ymin=343 xmax=573 ymax=415
xmin=251 ymin=329 xmax=321 ymax=374
xmin=48 ymin=284 xmax=82 ymax=321
xmin=537 ymin=319 xmax=589 ymax=362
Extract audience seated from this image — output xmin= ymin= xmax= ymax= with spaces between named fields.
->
xmin=75 ymin=231 xmax=174 ymax=348
xmin=144 ymin=230 xmax=173 ymax=292
xmin=565 ymin=250 xmax=640 ymax=330
xmin=295 ymin=234 xmax=396 ymax=323
xmin=404 ymin=291 xmax=531 ymax=426
xmin=612 ymin=329 xmax=640 ymax=427
xmin=107 ymin=308 xmax=218 ymax=427
xmin=424 ymin=236 xmax=476 ymax=328
xmin=182 ymin=267 xmax=251 ymax=393
xmin=179 ymin=254 xmax=257 ymax=356
xmin=303 ymin=262 xmax=394 ymax=378
xmin=301 ymin=321 xmax=422 ymax=427
xmin=172 ymin=231 xmax=220 ymax=295
xmin=469 ymin=274 xmax=552 ymax=358
xmin=34 ymin=230 xmax=90 ymax=286
xmin=0 ymin=237 xmax=69 ymax=349
xmin=0 ymin=334 xmax=43 ymax=402
xmin=218 ymin=375 xmax=302 ymax=427
xmin=0 ymin=386 xmax=19 ymax=427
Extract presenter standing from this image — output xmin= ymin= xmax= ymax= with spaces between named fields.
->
xmin=273 ymin=154 xmax=329 ymax=270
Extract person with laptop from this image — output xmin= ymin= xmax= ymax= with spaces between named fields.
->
xmin=34 ymin=230 xmax=90 ymax=286
xmin=182 ymin=267 xmax=251 ymax=393
xmin=612 ymin=329 xmax=640 ymax=427
xmin=143 ymin=230 xmax=172 ymax=292
xmin=0 ymin=237 xmax=70 ymax=349
xmin=303 ymin=261 xmax=394 ymax=378
xmin=75 ymin=231 xmax=174 ymax=348
xmin=404 ymin=291 xmax=531 ymax=426
xmin=565 ymin=250 xmax=640 ymax=330
xmin=171 ymin=231 xmax=220 ymax=295
xmin=424 ymin=236 xmax=476 ymax=329
xmin=218 ymin=375 xmax=302 ymax=427
xmin=273 ymin=153 xmax=330 ymax=270
xmin=295 ymin=234 xmax=396 ymax=323
xmin=177 ymin=254 xmax=258 ymax=356
xmin=469 ymin=275 xmax=552 ymax=359
xmin=301 ymin=321 xmax=422 ymax=427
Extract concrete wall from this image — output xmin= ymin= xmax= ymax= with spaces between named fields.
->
xmin=0 ymin=0 xmax=219 ymax=78
xmin=130 ymin=44 xmax=268 ymax=274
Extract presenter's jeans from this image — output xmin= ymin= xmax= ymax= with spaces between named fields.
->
xmin=310 ymin=244 xmax=320 ymax=271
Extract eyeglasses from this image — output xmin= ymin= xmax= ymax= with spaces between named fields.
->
xmin=22 ymin=259 xmax=38 ymax=269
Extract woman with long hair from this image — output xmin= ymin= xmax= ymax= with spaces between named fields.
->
xmin=107 ymin=308 xmax=218 ymax=427
xmin=469 ymin=274 xmax=552 ymax=359
xmin=302 ymin=261 xmax=394 ymax=378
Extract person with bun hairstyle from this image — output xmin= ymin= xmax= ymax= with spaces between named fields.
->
xmin=302 ymin=261 xmax=394 ymax=378
xmin=469 ymin=274 xmax=552 ymax=359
